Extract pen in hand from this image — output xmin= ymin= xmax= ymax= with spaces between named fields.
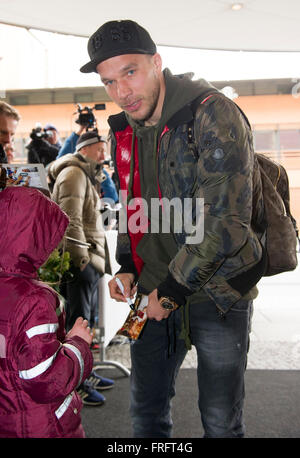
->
xmin=115 ymin=277 xmax=135 ymax=310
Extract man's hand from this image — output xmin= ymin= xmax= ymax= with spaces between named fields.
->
xmin=108 ymin=273 xmax=136 ymax=302
xmin=146 ymin=289 xmax=171 ymax=321
xmin=66 ymin=317 xmax=93 ymax=346
xmin=76 ymin=124 xmax=86 ymax=136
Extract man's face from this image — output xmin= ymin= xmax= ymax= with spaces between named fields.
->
xmin=47 ymin=129 xmax=59 ymax=145
xmin=97 ymin=53 xmax=164 ymax=125
xmin=5 ymin=143 xmax=14 ymax=163
xmin=0 ymin=115 xmax=18 ymax=147
xmin=85 ymin=141 xmax=106 ymax=163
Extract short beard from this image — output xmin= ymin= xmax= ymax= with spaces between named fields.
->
xmin=132 ymin=78 xmax=161 ymax=123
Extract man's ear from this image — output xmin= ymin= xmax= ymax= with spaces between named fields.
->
xmin=152 ymin=53 xmax=163 ymax=74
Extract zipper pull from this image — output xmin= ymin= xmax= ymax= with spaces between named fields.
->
xmin=218 ymin=309 xmax=226 ymax=320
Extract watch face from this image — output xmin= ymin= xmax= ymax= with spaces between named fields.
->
xmin=161 ymin=300 xmax=175 ymax=310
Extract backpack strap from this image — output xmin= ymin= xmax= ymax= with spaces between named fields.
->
xmin=187 ymin=91 xmax=252 ymax=157
xmin=187 ymin=91 xmax=220 ymax=158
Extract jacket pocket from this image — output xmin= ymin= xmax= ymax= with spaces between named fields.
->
xmin=229 ymin=298 xmax=252 ymax=312
xmin=54 ymin=391 xmax=83 ymax=438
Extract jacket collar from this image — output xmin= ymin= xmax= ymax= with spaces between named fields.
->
xmin=166 ymin=104 xmax=194 ymax=130
xmin=74 ymin=153 xmax=102 ymax=183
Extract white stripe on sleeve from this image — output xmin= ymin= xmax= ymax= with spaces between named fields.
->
xmin=19 ymin=349 xmax=59 ymax=380
xmin=26 ymin=323 xmax=58 ymax=339
xmin=55 ymin=392 xmax=74 ymax=419
xmin=63 ymin=343 xmax=84 ymax=387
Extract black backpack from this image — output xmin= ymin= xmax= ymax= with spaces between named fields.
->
xmin=188 ymin=91 xmax=299 ymax=277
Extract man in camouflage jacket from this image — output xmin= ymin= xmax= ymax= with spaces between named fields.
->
xmin=80 ymin=20 xmax=265 ymax=438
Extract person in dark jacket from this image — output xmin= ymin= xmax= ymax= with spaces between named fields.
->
xmin=26 ymin=126 xmax=60 ymax=168
xmin=0 ymin=186 xmax=94 ymax=438
xmin=80 ymin=20 xmax=265 ymax=438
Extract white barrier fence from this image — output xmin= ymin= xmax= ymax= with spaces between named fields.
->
xmin=98 ymin=230 xmax=129 ymax=348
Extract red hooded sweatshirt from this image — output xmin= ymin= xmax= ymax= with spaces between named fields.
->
xmin=0 ymin=187 xmax=93 ymax=438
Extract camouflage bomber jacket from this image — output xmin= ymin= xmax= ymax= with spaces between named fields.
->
xmin=108 ymin=90 xmax=265 ymax=315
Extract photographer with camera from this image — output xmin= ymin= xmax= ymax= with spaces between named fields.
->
xmin=56 ymin=105 xmax=118 ymax=204
xmin=57 ymin=104 xmax=103 ymax=159
xmin=27 ymin=124 xmax=60 ymax=168
xmin=44 ymin=123 xmax=62 ymax=149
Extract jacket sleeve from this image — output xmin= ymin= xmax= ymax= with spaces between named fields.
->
xmin=56 ymin=132 xmax=79 ymax=159
xmin=56 ymin=165 xmax=90 ymax=269
xmin=167 ymin=96 xmax=255 ymax=293
xmin=14 ymin=288 xmax=93 ymax=404
xmin=101 ymin=168 xmax=119 ymax=203
xmin=115 ymin=232 xmax=139 ymax=281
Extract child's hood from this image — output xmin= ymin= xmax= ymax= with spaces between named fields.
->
xmin=0 ymin=186 xmax=69 ymax=276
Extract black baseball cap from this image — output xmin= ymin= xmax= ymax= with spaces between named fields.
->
xmin=80 ymin=20 xmax=157 ymax=73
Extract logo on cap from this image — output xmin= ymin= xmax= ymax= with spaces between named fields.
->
xmin=92 ymin=34 xmax=103 ymax=52
xmin=81 ymin=20 xmax=156 ymax=73
xmin=110 ymin=24 xmax=132 ymax=43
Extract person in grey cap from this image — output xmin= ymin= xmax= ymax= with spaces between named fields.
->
xmin=80 ymin=20 xmax=265 ymax=437
xmin=49 ymin=131 xmax=114 ymax=406
xmin=49 ymin=131 xmax=109 ymax=331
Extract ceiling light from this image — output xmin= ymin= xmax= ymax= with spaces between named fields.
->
xmin=231 ymin=3 xmax=244 ymax=10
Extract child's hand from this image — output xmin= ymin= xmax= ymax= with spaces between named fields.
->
xmin=66 ymin=317 xmax=93 ymax=346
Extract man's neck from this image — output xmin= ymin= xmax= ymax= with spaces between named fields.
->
xmin=78 ymin=152 xmax=101 ymax=170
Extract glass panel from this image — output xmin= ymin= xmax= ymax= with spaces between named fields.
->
xmin=279 ymin=130 xmax=300 ymax=150
xmin=254 ymin=131 xmax=276 ymax=151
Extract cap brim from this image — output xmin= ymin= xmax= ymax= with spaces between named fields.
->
xmin=80 ymin=60 xmax=97 ymax=73
xmin=80 ymin=48 xmax=156 ymax=74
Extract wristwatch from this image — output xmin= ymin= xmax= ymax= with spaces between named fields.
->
xmin=158 ymin=296 xmax=178 ymax=311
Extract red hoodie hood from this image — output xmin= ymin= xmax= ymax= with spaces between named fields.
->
xmin=0 ymin=187 xmax=69 ymax=277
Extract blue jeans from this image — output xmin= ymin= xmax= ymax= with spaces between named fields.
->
xmin=130 ymin=292 xmax=253 ymax=438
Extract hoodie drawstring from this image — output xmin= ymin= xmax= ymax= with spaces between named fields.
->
xmin=166 ymin=298 xmax=192 ymax=358
xmin=179 ymin=297 xmax=192 ymax=350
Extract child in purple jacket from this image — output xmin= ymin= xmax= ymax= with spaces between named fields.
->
xmin=0 ymin=186 xmax=93 ymax=438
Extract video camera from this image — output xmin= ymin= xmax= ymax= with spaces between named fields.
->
xmin=30 ymin=124 xmax=54 ymax=142
xmin=75 ymin=103 xmax=106 ymax=130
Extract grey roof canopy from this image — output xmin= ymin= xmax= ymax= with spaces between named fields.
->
xmin=0 ymin=0 xmax=300 ymax=52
